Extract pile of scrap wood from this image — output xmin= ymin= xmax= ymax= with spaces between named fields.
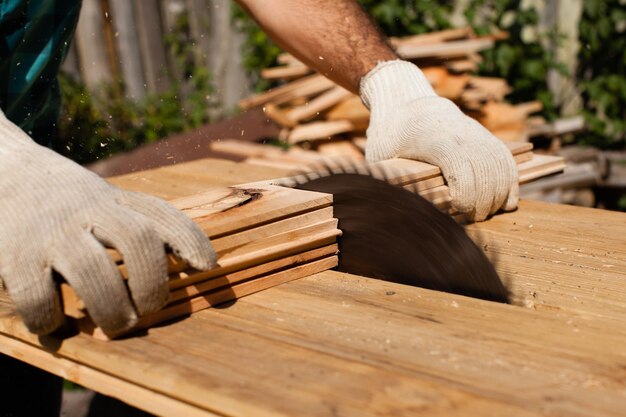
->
xmin=235 ymin=27 xmax=583 ymax=161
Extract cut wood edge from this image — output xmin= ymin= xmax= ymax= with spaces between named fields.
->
xmin=168 ymin=244 xmax=339 ymax=303
xmin=79 ymin=255 xmax=339 ymax=340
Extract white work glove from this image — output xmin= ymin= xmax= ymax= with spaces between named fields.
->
xmin=0 ymin=112 xmax=216 ymax=336
xmin=360 ymin=60 xmax=518 ymax=221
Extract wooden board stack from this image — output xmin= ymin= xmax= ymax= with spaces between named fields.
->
xmin=213 ymin=140 xmax=566 ymax=214
xmin=62 ymin=184 xmax=341 ymax=339
xmin=62 ymin=139 xmax=565 ymax=339
xmin=238 ymin=27 xmax=582 ymax=158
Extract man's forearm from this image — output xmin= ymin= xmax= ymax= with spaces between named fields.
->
xmin=236 ymin=0 xmax=398 ymax=93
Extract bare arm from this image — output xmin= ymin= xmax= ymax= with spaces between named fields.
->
xmin=235 ymin=0 xmax=397 ymax=93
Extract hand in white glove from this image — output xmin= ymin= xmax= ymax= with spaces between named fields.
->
xmin=360 ymin=60 xmax=518 ymax=221
xmin=0 ymin=112 xmax=216 ymax=336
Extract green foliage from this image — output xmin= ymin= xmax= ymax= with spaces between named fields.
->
xmin=57 ymin=11 xmax=214 ymax=164
xmin=464 ymin=0 xmax=562 ymax=119
xmin=356 ymin=0 xmax=454 ymax=36
xmin=232 ymin=4 xmax=283 ymax=92
xmin=232 ymin=0 xmax=559 ymax=116
xmin=577 ymin=0 xmax=626 ymax=149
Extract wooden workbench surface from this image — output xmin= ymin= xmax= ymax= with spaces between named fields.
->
xmin=1 ymin=158 xmax=625 ymax=417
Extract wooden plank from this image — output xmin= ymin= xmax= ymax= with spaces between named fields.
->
xmin=390 ymin=27 xmax=474 ymax=47
xmin=286 ymin=86 xmax=353 ymax=123
xmin=519 ymin=154 xmax=567 ymax=184
xmin=64 ymin=221 xmax=340 ymax=329
xmin=209 ymin=207 xmax=334 ymax=255
xmin=1 ymin=158 xmax=625 ymax=417
xmin=514 ymin=151 xmax=533 ymax=164
xmin=261 ymin=64 xmax=311 ymax=80
xmin=220 ymin=270 xmax=626 ymax=417
xmin=466 ymin=200 xmax=626 ymax=319
xmin=445 ymin=58 xmax=479 ymax=73
xmin=288 ymin=120 xmax=355 ymax=144
xmin=191 ymin=185 xmax=332 ymax=237
xmin=82 ymin=255 xmax=340 ymax=340
xmin=263 ymin=103 xmax=297 ymax=128
xmin=317 ymin=141 xmax=365 ymax=160
xmin=397 ymin=37 xmax=495 ymax=60
xmin=169 ymin=245 xmax=338 ymax=298
xmin=151 ymin=255 xmax=339 ymax=323
xmin=238 ymin=74 xmax=335 ymax=110
xmin=180 ymin=218 xmax=340 ymax=285
xmin=326 ymin=96 xmax=370 ymax=129
xmin=0 ymin=284 xmax=539 ymax=417
xmin=208 ymin=139 xmax=292 ymax=159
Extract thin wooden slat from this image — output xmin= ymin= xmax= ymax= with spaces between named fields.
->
xmin=325 ymin=96 xmax=370 ymax=129
xmin=63 ymin=244 xmax=339 ymax=320
xmin=519 ymin=154 xmax=567 ymax=184
xmin=316 ymin=141 xmax=365 ymax=160
xmin=238 ymin=74 xmax=334 ymax=110
xmin=116 ymin=213 xmax=339 ymax=283
xmin=286 ymin=87 xmax=353 ymax=123
xmin=445 ymin=59 xmax=479 ymax=73
xmin=514 ymin=151 xmax=533 ymax=164
xmin=397 ymin=37 xmax=495 ymax=60
xmin=192 ymin=185 xmax=332 ymax=237
xmin=390 ymin=27 xmax=474 ymax=47
xmin=82 ymin=255 xmax=339 ymax=340
xmin=63 ymin=222 xmax=340 ymax=324
xmin=263 ymin=103 xmax=298 ymax=128
xmin=138 ymin=256 xmax=339 ymax=329
xmin=168 ymin=245 xmax=338 ymax=303
xmin=288 ymin=120 xmax=355 ymax=144
xmin=209 ymin=207 xmax=334 ymax=255
xmin=209 ymin=139 xmax=292 ymax=159
xmin=261 ymin=64 xmax=312 ymax=80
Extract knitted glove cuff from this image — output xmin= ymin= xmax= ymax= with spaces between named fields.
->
xmin=359 ymin=60 xmax=437 ymax=111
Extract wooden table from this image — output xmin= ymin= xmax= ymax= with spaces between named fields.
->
xmin=1 ymin=158 xmax=625 ymax=417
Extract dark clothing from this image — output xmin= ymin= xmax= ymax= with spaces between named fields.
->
xmin=0 ymin=0 xmax=81 ymax=144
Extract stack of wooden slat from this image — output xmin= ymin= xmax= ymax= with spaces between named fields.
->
xmin=62 ymin=184 xmax=341 ymax=339
xmin=237 ymin=27 xmax=581 ymax=159
xmin=213 ymin=139 xmax=565 ymax=214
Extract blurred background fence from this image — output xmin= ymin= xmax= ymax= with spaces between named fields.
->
xmin=62 ymin=0 xmax=249 ymax=109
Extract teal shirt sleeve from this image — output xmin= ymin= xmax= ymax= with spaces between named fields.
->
xmin=0 ymin=0 xmax=81 ymax=145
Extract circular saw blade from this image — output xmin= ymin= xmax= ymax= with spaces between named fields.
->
xmin=296 ymin=173 xmax=509 ymax=303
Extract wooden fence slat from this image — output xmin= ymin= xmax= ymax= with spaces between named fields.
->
xmin=135 ymin=0 xmax=172 ymax=93
xmin=109 ymin=0 xmax=147 ymax=100
xmin=74 ymin=0 xmax=113 ymax=88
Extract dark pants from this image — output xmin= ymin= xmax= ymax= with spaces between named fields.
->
xmin=0 ymin=353 xmax=63 ymax=417
xmin=1 ymin=353 xmax=154 ymax=417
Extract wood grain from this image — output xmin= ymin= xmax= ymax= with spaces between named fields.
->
xmin=1 ymin=159 xmax=623 ymax=417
